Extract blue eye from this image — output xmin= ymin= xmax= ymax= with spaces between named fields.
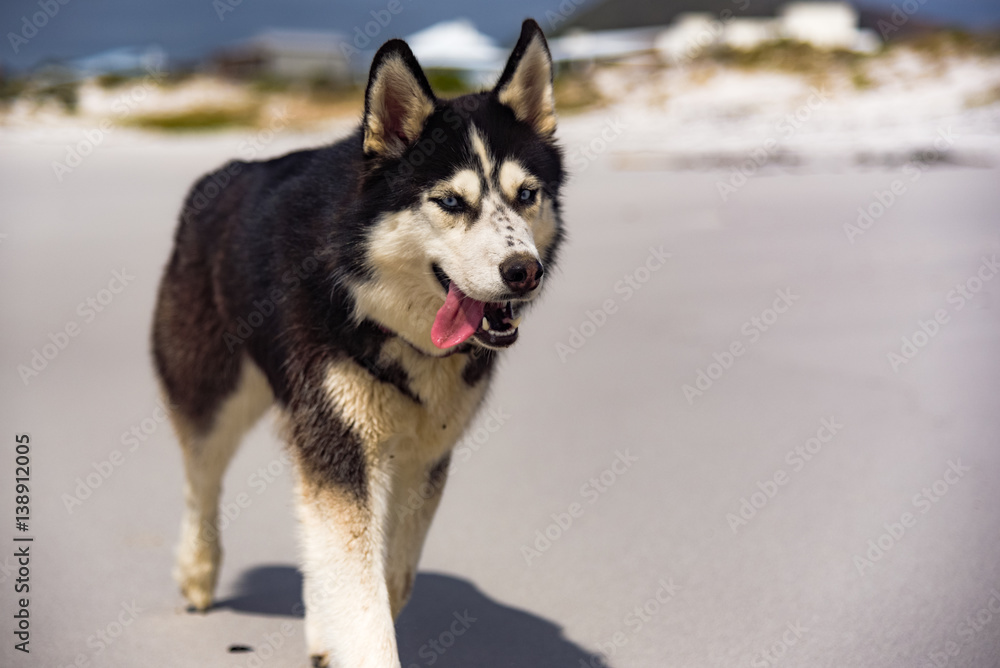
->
xmin=518 ymin=188 xmax=536 ymax=203
xmin=438 ymin=196 xmax=462 ymax=211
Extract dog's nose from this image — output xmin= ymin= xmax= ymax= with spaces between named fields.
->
xmin=499 ymin=253 xmax=544 ymax=294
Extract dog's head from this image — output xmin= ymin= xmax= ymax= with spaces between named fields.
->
xmin=349 ymin=19 xmax=564 ymax=356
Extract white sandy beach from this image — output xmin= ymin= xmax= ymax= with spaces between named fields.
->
xmin=2 ymin=53 xmax=1000 ymax=667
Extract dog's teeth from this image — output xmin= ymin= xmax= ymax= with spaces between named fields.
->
xmin=482 ymin=317 xmax=490 ymax=331
xmin=511 ymin=316 xmax=522 ymax=328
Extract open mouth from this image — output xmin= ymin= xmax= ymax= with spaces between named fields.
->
xmin=431 ymin=264 xmax=521 ymax=350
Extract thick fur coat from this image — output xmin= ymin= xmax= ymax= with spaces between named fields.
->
xmin=151 ymin=19 xmax=564 ymax=667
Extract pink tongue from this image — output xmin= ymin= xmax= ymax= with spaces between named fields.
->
xmin=432 ymin=283 xmax=485 ymax=349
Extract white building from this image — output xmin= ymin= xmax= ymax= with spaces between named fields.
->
xmin=722 ymin=17 xmax=779 ymax=50
xmin=651 ymin=13 xmax=719 ymax=63
xmin=404 ymin=20 xmax=506 ymax=85
xmin=779 ymin=2 xmax=858 ymax=49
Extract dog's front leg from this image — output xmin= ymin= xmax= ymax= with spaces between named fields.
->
xmin=385 ymin=450 xmax=451 ymax=620
xmin=292 ymin=432 xmax=400 ymax=668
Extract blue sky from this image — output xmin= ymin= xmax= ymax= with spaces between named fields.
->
xmin=861 ymin=0 xmax=1000 ymax=28
xmin=2 ymin=0 xmax=998 ymax=71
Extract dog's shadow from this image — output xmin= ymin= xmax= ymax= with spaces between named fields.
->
xmin=215 ymin=566 xmax=606 ymax=667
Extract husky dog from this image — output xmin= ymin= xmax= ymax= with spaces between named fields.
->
xmin=151 ymin=19 xmax=564 ymax=667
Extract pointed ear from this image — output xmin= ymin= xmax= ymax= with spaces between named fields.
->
xmin=363 ymin=39 xmax=436 ymax=158
xmin=494 ymin=19 xmax=557 ymax=137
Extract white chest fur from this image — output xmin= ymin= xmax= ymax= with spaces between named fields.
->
xmin=322 ymin=337 xmax=489 ymax=465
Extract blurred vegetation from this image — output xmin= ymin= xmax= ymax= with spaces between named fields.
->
xmin=966 ymin=84 xmax=1000 ymax=109
xmin=553 ymin=67 xmax=605 ymax=113
xmin=849 ymin=67 xmax=874 ymax=90
xmin=425 ymin=69 xmax=474 ymax=95
xmin=0 ymin=76 xmax=27 ymax=106
xmin=124 ymin=106 xmax=259 ymax=131
xmin=96 ymin=72 xmax=131 ymax=89
xmin=36 ymin=81 xmax=80 ymax=112
xmin=694 ymin=29 xmax=1000 ymax=90
xmin=702 ymin=29 xmax=1000 ymax=74
xmin=161 ymin=69 xmax=198 ymax=87
xmin=710 ymin=40 xmax=869 ymax=76
xmin=0 ymin=69 xmax=80 ymax=111
xmin=1 ymin=28 xmax=997 ymax=128
xmin=890 ymin=29 xmax=1000 ymax=57
xmin=251 ymin=74 xmax=292 ymax=94
xmin=307 ymin=74 xmax=363 ymax=102
xmin=96 ymin=68 xmax=196 ymax=89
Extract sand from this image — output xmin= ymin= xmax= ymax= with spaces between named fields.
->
xmin=2 ymin=106 xmax=999 ymax=667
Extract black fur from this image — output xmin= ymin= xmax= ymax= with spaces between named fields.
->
xmin=154 ymin=22 xmax=566 ymax=663
xmin=427 ymin=452 xmax=452 ymax=489
xmin=494 ymin=19 xmax=553 ymax=99
xmin=152 ymin=23 xmax=564 ymax=502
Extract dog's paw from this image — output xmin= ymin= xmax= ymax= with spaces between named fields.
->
xmin=175 ymin=564 xmax=216 ymax=611
xmin=174 ymin=544 xmax=220 ymax=611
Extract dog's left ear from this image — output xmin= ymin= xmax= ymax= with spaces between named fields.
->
xmin=494 ymin=19 xmax=557 ymax=138
xmin=363 ymin=39 xmax=436 ymax=158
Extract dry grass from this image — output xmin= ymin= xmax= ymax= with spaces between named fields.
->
xmin=891 ymin=30 xmax=1000 ymax=58
xmin=123 ymin=86 xmax=366 ymax=132
xmin=710 ymin=40 xmax=868 ymax=76
xmin=966 ymin=84 xmax=1000 ymax=109
xmin=553 ymin=69 xmax=605 ymax=114
xmin=125 ymin=106 xmax=260 ymax=131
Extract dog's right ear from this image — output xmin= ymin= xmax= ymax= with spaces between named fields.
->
xmin=363 ymin=40 xmax=436 ymax=159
